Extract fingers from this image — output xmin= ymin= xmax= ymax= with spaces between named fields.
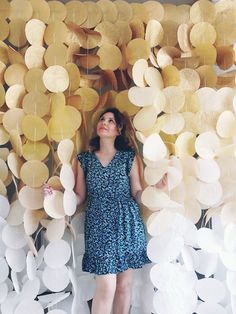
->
xmin=42 ymin=183 xmax=53 ymax=196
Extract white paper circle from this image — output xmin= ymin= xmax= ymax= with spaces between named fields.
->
xmin=63 ymin=189 xmax=77 ymax=216
xmin=14 ymin=299 xmax=44 ymax=314
xmin=43 ymin=190 xmax=65 ymax=219
xmin=195 ymin=131 xmax=220 ymax=159
xmin=7 ymin=200 xmax=25 ymax=226
xmin=216 ymin=110 xmax=236 ymax=138
xmin=26 ymin=251 xmax=37 ymax=280
xmin=196 ymin=302 xmax=227 ymax=314
xmin=43 ymin=65 xmax=69 ymax=93
xmin=196 ymin=181 xmax=222 ymax=207
xmin=197 ymin=227 xmax=223 ymax=253
xmin=1 ymin=291 xmax=20 ymax=314
xmin=60 ymin=163 xmax=75 ymax=190
xmin=224 ymin=223 xmax=236 ymax=252
xmin=42 ymin=266 xmax=69 ymax=292
xmin=128 ymin=86 xmax=158 ymax=107
xmin=133 ymin=105 xmax=157 ymax=131
xmin=195 ymin=158 xmax=220 ymax=183
xmin=57 ymin=139 xmax=74 ymax=164
xmin=46 ymin=218 xmax=65 ymax=242
xmin=220 ymin=251 xmax=236 ymax=271
xmin=48 ymin=310 xmax=67 ymax=314
xmin=147 ymin=233 xmax=184 ymax=263
xmin=153 ymin=289 xmax=197 ymax=314
xmin=0 ymin=195 xmax=10 ymax=219
xmin=5 ymin=248 xmax=26 ymax=272
xmin=226 ymin=270 xmax=236 ymax=295
xmin=143 ymin=133 xmax=167 ymax=161
xmin=195 ymin=250 xmax=218 ymax=277
xmin=44 ymin=239 xmax=71 ymax=269
xmin=2 ymin=224 xmax=27 ymax=249
xmin=195 ymin=278 xmax=226 ymax=303
xmin=21 ymin=278 xmax=41 ymax=300
xmin=0 ymin=257 xmax=9 ymax=284
xmin=0 ymin=282 xmax=8 ymax=303
xmin=161 ymin=113 xmax=185 ymax=135
xmin=77 ymin=275 xmax=96 ymax=301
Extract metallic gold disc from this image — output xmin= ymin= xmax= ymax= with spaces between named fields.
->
xmin=74 ymin=87 xmax=99 ymax=111
xmin=192 ymin=44 xmax=217 ymax=65
xmin=159 ymin=21 xmax=178 ymax=47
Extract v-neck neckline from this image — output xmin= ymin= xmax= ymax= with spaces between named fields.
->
xmin=93 ymin=151 xmax=118 ymax=168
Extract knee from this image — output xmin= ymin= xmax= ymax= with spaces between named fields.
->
xmin=97 ymin=281 xmax=116 ymax=301
xmin=116 ymin=279 xmax=132 ymax=296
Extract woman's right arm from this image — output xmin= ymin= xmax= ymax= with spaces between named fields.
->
xmin=72 ymin=158 xmax=87 ymax=206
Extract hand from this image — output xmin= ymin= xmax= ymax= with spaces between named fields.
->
xmin=42 ymin=183 xmax=53 ymax=197
xmin=155 ymin=173 xmax=167 ymax=189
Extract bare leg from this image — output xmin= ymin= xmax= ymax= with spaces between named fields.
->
xmin=92 ymin=274 xmax=117 ymax=314
xmin=113 ymin=269 xmax=133 ymax=314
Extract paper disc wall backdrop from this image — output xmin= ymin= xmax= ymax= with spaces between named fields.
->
xmin=0 ymin=0 xmax=236 ymax=313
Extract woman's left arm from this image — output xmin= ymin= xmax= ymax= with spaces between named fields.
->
xmin=129 ymin=156 xmax=143 ymax=203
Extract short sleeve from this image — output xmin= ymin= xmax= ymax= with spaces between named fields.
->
xmin=77 ymin=152 xmax=88 ymax=174
xmin=126 ymin=150 xmax=135 ymax=175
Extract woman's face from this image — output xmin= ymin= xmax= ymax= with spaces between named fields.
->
xmin=96 ymin=112 xmax=120 ymax=138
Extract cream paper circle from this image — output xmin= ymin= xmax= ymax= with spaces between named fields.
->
xmin=43 ymin=65 xmax=69 ymax=93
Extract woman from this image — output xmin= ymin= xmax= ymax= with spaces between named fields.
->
xmin=75 ymin=108 xmax=166 ymax=314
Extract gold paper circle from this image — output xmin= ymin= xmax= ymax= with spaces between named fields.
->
xmin=196 ymin=65 xmax=217 ymax=87
xmin=44 ymin=21 xmax=68 ymax=45
xmin=0 ymin=0 xmax=11 ymax=19
xmin=22 ymin=140 xmax=50 ymax=161
xmin=65 ymin=1 xmax=87 ymax=25
xmin=126 ymin=39 xmax=150 ymax=65
xmin=48 ymin=0 xmax=67 ymax=22
xmin=64 ymin=63 xmax=81 ymax=92
xmin=2 ymin=108 xmax=25 ymax=134
xmin=143 ymin=1 xmax=164 ymax=22
xmin=20 ymin=160 xmax=49 ymax=188
xmin=8 ymin=19 xmax=27 ymax=47
xmin=114 ymin=0 xmax=133 ymax=22
xmin=22 ymin=115 xmax=48 ymax=141
xmin=190 ymin=0 xmax=216 ymax=24
xmin=74 ymin=87 xmax=99 ymax=111
xmin=0 ymin=18 xmax=9 ymax=41
xmin=24 ymin=68 xmax=47 ymax=93
xmin=9 ymin=0 xmax=33 ymax=21
xmin=95 ymin=21 xmax=119 ymax=46
xmin=190 ymin=22 xmax=217 ymax=47
xmin=97 ymin=0 xmax=118 ymax=23
xmin=29 ymin=0 xmax=50 ymax=24
xmin=22 ymin=91 xmax=50 ymax=117
xmin=115 ymin=90 xmax=139 ymax=116
xmin=44 ymin=43 xmax=67 ymax=67
xmin=4 ymin=64 xmax=28 ymax=86
xmin=0 ymin=84 xmax=5 ymax=107
xmin=97 ymin=43 xmax=122 ymax=70
xmin=80 ymin=2 xmax=103 ymax=29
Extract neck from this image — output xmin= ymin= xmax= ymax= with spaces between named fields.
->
xmin=99 ymin=138 xmax=116 ymax=153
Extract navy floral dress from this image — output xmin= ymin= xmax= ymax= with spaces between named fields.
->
xmin=77 ymin=150 xmax=151 ymax=275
